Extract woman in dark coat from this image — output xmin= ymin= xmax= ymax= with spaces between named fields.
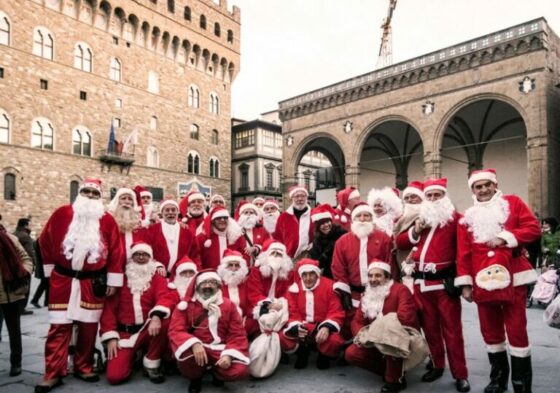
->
xmin=309 ymin=204 xmax=347 ymax=279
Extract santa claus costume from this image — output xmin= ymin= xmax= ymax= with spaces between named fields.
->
xmin=345 ymin=261 xmax=418 ymax=389
xmin=456 ymin=169 xmax=540 ymax=393
xmin=274 ymin=185 xmax=315 ymax=258
xmin=393 ymin=181 xmax=425 ymax=265
xmin=169 ymin=270 xmax=250 ymax=389
xmin=395 ymin=178 xmax=469 ymax=386
xmin=261 ymin=199 xmax=280 ymax=237
xmin=281 ymin=259 xmax=345 ymax=366
xmin=99 ymin=242 xmax=169 ymax=385
xmin=37 ymin=179 xmax=125 ymax=384
xmin=179 ymin=190 xmax=207 ymax=235
xmin=334 ymin=187 xmax=361 ymax=231
xmin=196 ymin=207 xmax=246 ymax=270
xmin=367 ymin=187 xmax=404 ymax=236
xmin=148 ymin=198 xmax=201 ymax=274
xmin=235 ymin=201 xmax=270 ymax=250
xmin=134 ymin=185 xmax=157 ymax=228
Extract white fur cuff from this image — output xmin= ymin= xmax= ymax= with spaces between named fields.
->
xmin=100 ymin=330 xmax=120 ymax=342
xmin=221 ymin=349 xmax=250 ymax=365
xmin=497 ymin=230 xmax=518 ymax=248
xmin=333 ymin=282 xmax=351 ymax=294
xmin=509 ymin=344 xmax=531 ymax=358
xmin=513 ymin=269 xmax=537 ymax=286
xmin=143 ymin=356 xmax=161 ymax=368
xmin=175 ymin=337 xmax=202 ymax=361
xmin=319 ymin=319 xmax=341 ymax=332
xmin=107 ymin=272 xmax=124 ymax=287
xmin=454 ymin=275 xmax=473 ymax=287
xmin=486 ymin=341 xmax=507 ymax=353
xmin=149 ymin=305 xmax=171 ymax=319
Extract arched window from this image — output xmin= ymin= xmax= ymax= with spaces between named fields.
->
xmin=31 ymin=118 xmax=54 ymax=150
xmin=188 ymin=85 xmax=200 ymax=108
xmin=211 ymin=129 xmax=219 ymax=145
xmin=214 ymin=22 xmax=221 ymax=37
xmin=150 ymin=116 xmax=158 ymax=131
xmin=209 ymin=157 xmax=219 ymax=178
xmin=72 ymin=127 xmax=91 ymax=156
xmin=33 ymin=27 xmax=54 ymax=59
xmin=200 ymin=15 xmax=207 ymax=30
xmin=209 ymin=92 xmax=219 ymax=114
xmin=0 ymin=110 xmax=9 ymax=144
xmin=187 ymin=151 xmax=200 ymax=174
xmin=183 ymin=6 xmax=191 ymax=21
xmin=110 ymin=57 xmax=121 ymax=82
xmin=0 ymin=12 xmax=10 ymax=46
xmin=227 ymin=29 xmax=234 ymax=44
xmin=4 ymin=173 xmax=15 ymax=200
xmin=167 ymin=0 xmax=175 ymax=13
xmin=74 ymin=42 xmax=93 ymax=72
xmin=70 ymin=180 xmax=79 ymax=203
xmin=190 ymin=124 xmax=199 ymax=140
xmin=148 ymin=71 xmax=159 ymax=94
xmin=147 ymin=146 xmax=159 ymax=167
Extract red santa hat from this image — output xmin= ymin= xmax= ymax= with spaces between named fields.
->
xmin=160 ymin=197 xmax=179 ymax=211
xmin=211 ymin=194 xmax=225 ymax=204
xmin=79 ymin=178 xmax=102 ymax=193
xmin=260 ymin=239 xmax=287 ymax=256
xmin=311 ymin=204 xmax=336 ymax=223
xmin=176 ymin=269 xmax=222 ymax=311
xmin=468 ymin=168 xmax=498 ymax=189
xmin=288 ymin=184 xmax=308 ymax=198
xmin=351 ymin=201 xmax=374 ymax=221
xmin=175 ymin=255 xmax=198 ymax=276
xmin=402 ymin=181 xmax=425 ymax=200
xmin=108 ymin=187 xmax=141 ymax=213
xmin=367 ymin=258 xmax=391 ymax=274
xmin=187 ymin=190 xmax=206 ymax=204
xmin=134 ymin=185 xmax=152 ymax=199
xmin=296 ymin=258 xmax=322 ymax=278
xmin=221 ymin=249 xmax=247 ymax=267
xmin=262 ymin=198 xmax=279 ymax=210
xmin=337 ymin=187 xmax=360 ymax=210
xmin=202 ymin=206 xmax=230 ymax=239
xmin=234 ymin=200 xmax=258 ymax=220
xmin=129 ymin=241 xmax=153 ymax=259
xmin=367 ymin=187 xmax=403 ymax=218
xmin=423 ymin=178 xmax=447 ymax=194
xmin=252 ymin=196 xmax=265 ymax=205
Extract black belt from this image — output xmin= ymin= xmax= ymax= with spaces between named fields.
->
xmin=350 ymin=284 xmax=365 ymax=293
xmin=412 ymin=267 xmax=455 ymax=281
xmin=118 ymin=323 xmax=143 ymax=334
xmin=54 ymin=265 xmax=105 ymax=280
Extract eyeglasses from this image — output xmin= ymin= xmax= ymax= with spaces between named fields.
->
xmin=132 ymin=252 xmax=151 ymax=258
xmin=80 ymin=188 xmax=101 ymax=199
xmin=213 ymin=217 xmax=228 ymax=221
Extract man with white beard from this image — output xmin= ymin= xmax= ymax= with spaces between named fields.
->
xmin=331 ymin=202 xmax=392 ymax=316
xmin=456 ymin=169 xmax=540 ymax=393
xmin=252 ymin=196 xmax=266 ymax=216
xmin=367 ymin=187 xmax=403 ymax=236
xmin=35 ymin=179 xmax=124 ymax=392
xmin=134 ymin=186 xmax=158 ymax=228
xmin=345 ymin=261 xmax=418 ymax=393
xmin=262 ymin=199 xmax=280 ymax=237
xmin=100 ymin=242 xmax=169 ymax=385
xmin=236 ymin=201 xmax=270 ymax=265
xmin=108 ymin=188 xmax=148 ymax=260
xmin=179 ymin=190 xmax=207 ymax=235
xmin=393 ymin=181 xmax=425 ymax=265
xmin=395 ymin=178 xmax=470 ymax=392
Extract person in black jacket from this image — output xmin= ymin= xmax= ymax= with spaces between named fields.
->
xmin=13 ymin=218 xmax=36 ymax=315
xmin=309 ymin=204 xmax=347 ymax=279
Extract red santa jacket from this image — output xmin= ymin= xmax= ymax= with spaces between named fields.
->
xmin=169 ymin=296 xmax=250 ymax=364
xmin=331 ymin=230 xmax=392 ymax=304
xmin=284 ymin=277 xmax=345 ymax=334
xmin=222 ymin=280 xmax=249 ymax=318
xmin=351 ymin=282 xmax=419 ymax=336
xmin=185 ymin=214 xmax=205 ymax=235
xmin=456 ymin=194 xmax=540 ymax=294
xmin=148 ymin=222 xmax=201 ymax=274
xmin=246 ymin=266 xmax=294 ymax=317
xmin=99 ymin=270 xmax=168 ymax=343
xmin=38 ymin=205 xmax=125 ymax=324
xmin=395 ymin=211 xmax=460 ymax=292
xmin=120 ymin=227 xmax=148 ymax=260
xmin=196 ymin=231 xmax=246 ymax=270
xmin=274 ymin=206 xmax=315 ymax=258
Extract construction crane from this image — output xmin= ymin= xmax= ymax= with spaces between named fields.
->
xmin=376 ymin=0 xmax=397 ymax=69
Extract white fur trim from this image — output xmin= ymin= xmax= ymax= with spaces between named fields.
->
xmin=80 ymin=180 xmax=102 ymax=192
xmin=107 ymin=272 xmax=124 ymax=287
xmin=221 ymin=349 xmax=250 ymax=365
xmin=239 ymin=203 xmax=258 ymax=215
xmin=143 ymin=356 xmax=161 ymax=368
xmin=311 ymin=211 xmax=332 ymax=223
xmin=289 ymin=186 xmax=308 ymax=198
xmin=204 ymin=239 xmax=212 ymax=248
xmin=423 ymin=184 xmax=446 ymax=194
xmin=513 ymin=269 xmax=538 ymax=286
xmin=351 ymin=298 xmax=360 ymax=308
xmin=283 ymin=321 xmax=301 ymax=335
xmin=196 ymin=271 xmax=221 ymax=285
xmin=497 ymin=230 xmax=518 ymax=248
xmin=47 ymin=310 xmax=73 ymax=324
xmin=305 ymin=289 xmax=314 ymax=322
xmin=211 ymin=210 xmax=230 ymax=220
xmin=188 ymin=192 xmax=205 ymax=203
xmin=509 ymin=344 xmax=531 ymax=358
xmin=133 ymin=293 xmax=144 ymax=325
xmin=176 ymin=262 xmax=198 ymax=275
xmin=168 ymin=283 xmax=176 ymax=289
xmin=140 ymin=190 xmax=152 ymax=197
xmin=468 ymin=171 xmax=498 ymax=189
xmin=160 ymin=199 xmax=179 ymax=210
xmin=349 ymin=189 xmax=360 ymax=200
xmin=288 ymin=282 xmax=299 ymax=293
xmin=181 ymin=217 xmax=188 ymax=224
xmin=368 ymin=261 xmax=391 ymax=274
xmin=177 ymin=301 xmax=188 ymax=311
xmin=298 ymin=264 xmax=321 ymax=277
xmin=267 ymin=242 xmax=287 ymax=254
xmin=175 ymin=337 xmax=203 ymax=361
xmin=150 ymin=305 xmax=171 ymax=319
xmin=351 ymin=204 xmax=373 ymax=221
xmin=222 ymin=255 xmax=246 ymax=266
xmin=486 ymin=342 xmax=507 ymax=353
xmin=408 ymin=227 xmax=420 ymax=244
xmin=130 ymin=243 xmax=153 ymax=258
xmin=334 ymin=282 xmax=351 ymax=294
xmin=319 ymin=319 xmax=341 ymax=332
xmin=100 ymin=330 xmax=120 ymax=342
xmin=454 ymin=275 xmax=473 ymax=287
xmin=44 ymin=264 xmax=54 ymax=278
xmin=402 ymin=187 xmax=424 ymax=200
xmin=340 ymin=215 xmax=347 ymax=223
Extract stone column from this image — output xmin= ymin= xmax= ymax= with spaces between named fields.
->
xmin=526 ymin=134 xmax=548 ymax=216
xmin=423 ymin=151 xmax=442 ymax=179
xmin=345 ymin=165 xmax=360 ymax=188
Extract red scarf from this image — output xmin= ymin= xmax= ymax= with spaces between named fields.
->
xmin=0 ymin=225 xmax=29 ymax=286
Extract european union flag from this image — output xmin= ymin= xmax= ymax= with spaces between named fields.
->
xmin=107 ymin=123 xmax=116 ymax=153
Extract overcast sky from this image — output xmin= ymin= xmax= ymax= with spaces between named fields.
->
xmin=228 ymin=0 xmax=560 ymax=120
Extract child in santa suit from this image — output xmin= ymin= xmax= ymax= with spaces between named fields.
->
xmin=281 ymin=259 xmax=345 ymax=369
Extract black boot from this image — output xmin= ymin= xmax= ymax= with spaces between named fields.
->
xmin=294 ymin=345 xmax=310 ymax=369
xmin=188 ymin=378 xmax=203 ymax=393
xmin=316 ymin=353 xmax=331 ymax=370
xmin=484 ymin=352 xmax=509 ymax=393
xmin=511 ymin=355 xmax=532 ymax=393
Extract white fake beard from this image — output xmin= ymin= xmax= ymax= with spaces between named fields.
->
xmin=419 ymin=197 xmax=455 ymax=228
xmin=263 ymin=211 xmax=279 ymax=234
xmin=402 ymin=203 xmax=422 ymax=217
xmin=188 ymin=205 xmax=205 ymax=217
xmin=372 ymin=214 xmax=394 ymax=235
xmin=173 ymin=275 xmax=193 ymax=298
xmin=259 ymin=255 xmax=293 ymax=279
xmin=351 ymin=221 xmax=375 ymax=239
xmin=114 ymin=204 xmax=141 ymax=232
xmin=238 ymin=214 xmax=258 ymax=230
xmin=218 ymin=263 xmax=249 ymax=286
xmin=361 ymin=280 xmax=393 ymax=320
xmin=63 ymin=195 xmax=105 ymax=265
xmin=463 ymin=191 xmax=509 ymax=244
xmin=126 ymin=261 xmax=157 ymax=294
xmin=143 ymin=203 xmax=154 ymax=218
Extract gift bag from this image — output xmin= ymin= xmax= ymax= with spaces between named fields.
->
xmin=544 ymin=294 xmax=560 ymax=329
xmin=472 ymin=247 xmax=514 ymax=304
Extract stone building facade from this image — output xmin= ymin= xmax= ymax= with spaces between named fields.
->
xmin=279 ymin=18 xmax=560 ymax=215
xmin=0 ymin=0 xmax=240 ymax=233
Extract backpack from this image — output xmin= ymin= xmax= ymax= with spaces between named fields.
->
xmin=531 ymin=269 xmax=559 ymax=304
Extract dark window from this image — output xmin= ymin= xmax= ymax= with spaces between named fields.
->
xmin=79 ymin=91 xmax=87 ymax=100
xmin=209 ymin=159 xmax=219 ymax=178
xmin=190 ymin=124 xmax=199 ymax=140
xmin=112 ymin=36 xmax=119 ymax=45
xmin=211 ymin=129 xmax=218 ymax=144
xmin=184 ymin=6 xmax=191 ymax=21
xmin=187 ymin=153 xmax=199 ymax=174
xmin=239 ymin=164 xmax=249 ymax=190
xmin=200 ymin=15 xmax=207 ymax=29
xmin=110 ymin=187 xmax=117 ymax=200
xmin=40 ymin=79 xmax=48 ymax=90
xmin=0 ymin=67 xmax=4 ymax=78
xmin=4 ymin=173 xmax=15 ymax=200
xmin=126 ymin=42 xmax=131 ymax=48
xmin=227 ymin=30 xmax=233 ymax=44
xmin=234 ymin=129 xmax=255 ymax=148
xmin=167 ymin=0 xmax=175 ymax=13
xmin=70 ymin=180 xmax=79 ymax=203
xmin=147 ymin=186 xmax=163 ymax=202
xmin=214 ymin=23 xmax=221 ymax=37
xmin=266 ymin=167 xmax=273 ymax=189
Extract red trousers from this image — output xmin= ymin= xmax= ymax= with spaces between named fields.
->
xmin=477 ymin=286 xmax=530 ymax=356
xmin=280 ymin=331 xmax=345 ymax=358
xmin=105 ymin=320 xmax=170 ymax=385
xmin=415 ymin=287 xmax=468 ymax=379
xmin=345 ymin=344 xmax=403 ymax=383
xmin=43 ymin=322 xmax=98 ymax=381
xmin=177 ymin=348 xmax=249 ymax=382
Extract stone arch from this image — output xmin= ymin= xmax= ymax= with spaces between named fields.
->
xmin=112 ymin=7 xmax=126 ymax=36
xmin=126 ymin=14 xmax=139 ymax=42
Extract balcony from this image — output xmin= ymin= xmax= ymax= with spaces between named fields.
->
xmin=98 ymin=149 xmax=135 ymax=174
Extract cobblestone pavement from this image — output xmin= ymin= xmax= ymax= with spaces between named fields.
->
xmin=1 ymin=279 xmax=559 ymax=392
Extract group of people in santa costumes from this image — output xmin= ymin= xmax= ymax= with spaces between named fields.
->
xmin=32 ymin=171 xmax=539 ymax=393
